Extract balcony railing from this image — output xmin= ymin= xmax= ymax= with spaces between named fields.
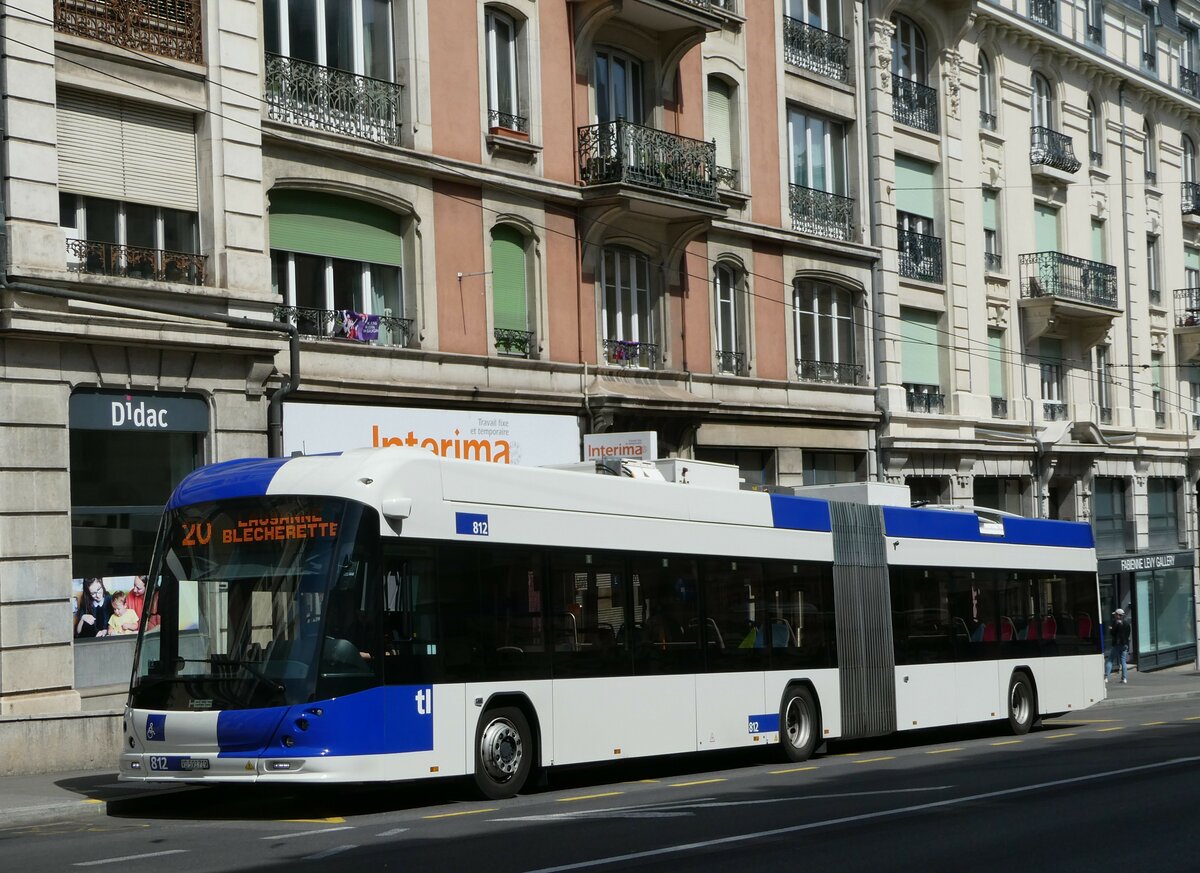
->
xmin=1029 ymin=0 xmax=1058 ymax=29
xmin=66 ymin=238 xmax=205 ymax=285
xmin=1155 ymin=409 xmax=1166 ymax=427
xmin=716 ymin=349 xmax=746 ymax=375
xmin=715 ymin=165 xmax=740 ymax=192
xmin=1100 ymin=406 xmax=1113 ymax=424
xmin=1030 ymin=126 xmax=1081 ymax=174
xmin=789 ymin=184 xmax=853 ymax=241
xmin=1090 ymin=150 xmax=1103 ymax=166
xmin=984 ymin=251 xmax=1003 ymax=272
xmin=1019 ymin=251 xmax=1118 ymax=308
xmin=1193 ymin=412 xmax=1200 ymax=431
xmin=275 ymin=306 xmax=413 ymax=347
xmin=1150 ymin=287 xmax=1162 ymax=306
xmin=1043 ymin=401 xmax=1069 ymax=421
xmin=265 ymin=53 xmax=403 ymax=146
xmin=892 ymin=75 xmax=939 ymax=134
xmin=1183 ymin=182 xmax=1200 ymax=215
xmin=603 ymin=338 xmax=659 ymax=368
xmin=992 ymin=397 xmax=1008 ymax=418
xmin=796 ymin=359 xmax=865 ymax=385
xmin=488 ymin=109 xmax=529 ymax=134
xmin=905 ymin=383 xmax=944 ymax=413
xmin=980 ymin=111 xmax=997 ymax=130
xmin=578 ymin=120 xmax=718 ymax=201
xmin=782 ymin=16 xmax=850 ymax=83
xmin=1182 ymin=66 xmax=1200 ymax=99
xmin=1175 ymin=287 xmax=1200 ymax=326
xmin=54 ymin=0 xmax=203 ymax=64
xmin=494 ymin=328 xmax=534 ymax=357
xmin=1087 ymin=24 xmax=1103 ymax=44
xmin=898 ymin=228 xmax=944 ymax=283
xmin=1146 ymin=170 xmax=1158 ymax=186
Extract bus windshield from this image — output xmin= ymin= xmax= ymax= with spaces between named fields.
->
xmin=130 ymin=495 xmax=382 ymax=711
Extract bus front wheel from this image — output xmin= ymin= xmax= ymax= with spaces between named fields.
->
xmin=780 ymin=686 xmax=820 ymax=763
xmin=1007 ymin=673 xmax=1035 ymax=735
xmin=474 ymin=706 xmax=532 ymax=799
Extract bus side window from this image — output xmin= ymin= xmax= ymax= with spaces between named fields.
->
xmin=382 ymin=547 xmax=440 ymax=674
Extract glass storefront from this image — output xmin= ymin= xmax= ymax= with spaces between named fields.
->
xmin=1099 ymin=551 xmax=1196 ymax=672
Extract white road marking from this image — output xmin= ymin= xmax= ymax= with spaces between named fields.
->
xmin=375 ymin=828 xmax=409 ymax=837
xmin=74 ymin=850 xmax=189 ymax=866
xmin=303 ymin=845 xmax=357 ymax=860
xmin=521 ymin=756 xmax=1200 ymax=873
xmin=262 ymin=825 xmax=355 ymax=840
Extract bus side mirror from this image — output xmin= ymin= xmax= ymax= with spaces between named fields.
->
xmin=382 ymin=497 xmax=413 ymax=520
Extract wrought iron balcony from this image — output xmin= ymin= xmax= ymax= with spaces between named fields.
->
xmin=1043 ymin=401 xmax=1068 ymax=421
xmin=980 ymin=111 xmax=997 ymax=131
xmin=1087 ymin=24 xmax=1103 ymax=44
xmin=578 ymin=120 xmax=718 ymax=201
xmin=984 ymin=251 xmax=1003 ymax=272
xmin=716 ymin=349 xmax=746 ymax=375
xmin=1146 ymin=170 xmax=1158 ymax=186
xmin=275 ymin=305 xmax=413 ymax=347
xmin=1183 ymin=182 xmax=1200 ymax=215
xmin=603 ymin=338 xmax=659 ymax=368
xmin=1175 ymin=287 xmax=1200 ymax=326
xmin=904 ymin=384 xmax=944 ymax=413
xmin=1150 ymin=287 xmax=1162 ymax=306
xmin=1020 ymin=252 xmax=1118 ymax=308
xmin=796 ymin=359 xmax=865 ymax=385
xmin=265 ymin=53 xmax=403 ymax=146
xmin=898 ymin=228 xmax=944 ymax=283
xmin=891 ymin=75 xmax=939 ymax=134
xmin=54 ymin=0 xmax=203 ymax=64
xmin=1090 ymin=150 xmax=1103 ymax=166
xmin=1100 ymin=406 xmax=1113 ymax=424
xmin=1028 ymin=0 xmax=1058 ymax=29
xmin=1030 ymin=126 xmax=1081 ymax=174
xmin=991 ymin=397 xmax=1008 ymax=418
xmin=715 ymin=165 xmax=740 ymax=192
xmin=1182 ymin=66 xmax=1200 ymax=99
xmin=494 ymin=328 xmax=534 ymax=357
xmin=789 ymin=184 xmax=853 ymax=241
xmin=66 ymin=238 xmax=205 ymax=285
xmin=782 ymin=16 xmax=849 ymax=83
xmin=1144 ymin=52 xmax=1156 ymax=72
xmin=488 ymin=109 xmax=529 ymax=134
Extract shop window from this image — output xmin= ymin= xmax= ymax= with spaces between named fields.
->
xmin=1147 ymin=478 xmax=1179 ymax=549
xmin=974 ymin=477 xmax=1023 ymax=515
xmin=802 ymin=452 xmax=861 ymax=485
xmin=694 ymin=447 xmax=776 ymax=490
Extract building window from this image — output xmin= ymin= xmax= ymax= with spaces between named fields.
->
xmin=707 ymin=76 xmax=739 ymax=190
xmin=1096 ymin=346 xmax=1113 ymax=423
xmin=714 ymin=262 xmax=745 ymax=375
xmin=983 ymin=188 xmax=1001 ymax=271
xmin=600 ymin=246 xmax=657 ymax=367
xmin=988 ymin=328 xmax=1007 ymax=417
xmin=1092 ymin=477 xmax=1128 ymax=554
xmin=1039 ymin=338 xmax=1065 ymax=419
xmin=59 ymin=194 xmax=201 ymax=284
xmin=978 ymin=51 xmax=996 ymax=129
xmin=595 ymin=48 xmax=644 ymax=124
xmin=793 ymin=279 xmax=858 ymax=384
xmin=491 ymin=225 xmax=533 ymax=357
xmin=891 ymin=14 xmax=927 ymax=84
xmin=485 ymin=7 xmax=526 ymax=133
xmin=1031 ymin=72 xmax=1054 ymax=128
xmin=1184 ymin=136 xmax=1196 ymax=185
xmin=1086 ymin=0 xmax=1104 ymax=43
xmin=787 ymin=106 xmax=851 ymax=239
xmin=906 ymin=476 xmax=944 ymax=506
xmin=1147 ymin=234 xmax=1161 ymax=305
xmin=1142 ymin=3 xmax=1158 ymax=72
xmin=694 ymin=447 xmax=776 ymax=489
xmin=974 ymin=477 xmax=1023 ymax=516
xmin=1088 ymin=98 xmax=1103 ymax=166
xmin=269 ymin=190 xmax=410 ymax=347
xmin=1144 ymin=122 xmax=1157 ymax=184
xmin=1187 ymin=247 xmax=1200 ymax=289
xmin=1147 ymin=478 xmax=1179 ymax=548
xmin=1151 ymin=352 xmax=1165 ymax=426
xmin=900 ymin=307 xmax=942 ymax=411
xmin=895 ymin=156 xmax=941 ymax=282
xmin=1090 ymin=217 xmax=1105 ymax=262
xmin=802 ymin=452 xmax=862 ymax=485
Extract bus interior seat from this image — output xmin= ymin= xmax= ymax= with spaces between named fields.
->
xmin=981 ymin=622 xmax=996 ymax=642
xmin=1076 ymin=613 xmax=1093 ymax=638
xmin=1041 ymin=615 xmax=1057 ymax=640
xmin=1000 ymin=616 xmax=1016 ymax=641
xmin=769 ymin=618 xmax=794 ymax=647
xmin=953 ymin=617 xmax=970 ymax=640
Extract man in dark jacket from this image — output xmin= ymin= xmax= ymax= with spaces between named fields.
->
xmin=1105 ymin=608 xmax=1131 ymax=684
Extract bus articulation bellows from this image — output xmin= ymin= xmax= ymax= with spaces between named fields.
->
xmin=121 ymin=449 xmax=1103 ymax=798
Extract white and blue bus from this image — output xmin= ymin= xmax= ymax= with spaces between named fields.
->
xmin=120 ymin=449 xmax=1103 ymax=797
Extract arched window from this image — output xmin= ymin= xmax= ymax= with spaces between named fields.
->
xmin=594 ymin=48 xmax=644 ymax=124
xmin=978 ymin=51 xmax=996 ymax=130
xmin=269 ymin=190 xmax=409 ymax=347
xmin=891 ymin=15 xmax=927 ymax=83
xmin=491 ymin=225 xmax=533 ymax=357
xmin=1144 ymin=122 xmax=1157 ymax=184
xmin=1030 ymin=73 xmax=1053 ymax=128
xmin=714 ymin=263 xmax=744 ymax=375
xmin=485 ymin=7 xmax=526 ymax=132
xmin=1088 ymin=98 xmax=1103 ymax=166
xmin=793 ymin=279 xmax=858 ymax=384
xmin=1184 ymin=135 xmax=1196 ymax=185
xmin=600 ymin=246 xmax=656 ymax=367
xmin=707 ymin=76 xmax=738 ymax=187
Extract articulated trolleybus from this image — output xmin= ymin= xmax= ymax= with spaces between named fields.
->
xmin=122 ymin=448 xmax=1103 ymax=797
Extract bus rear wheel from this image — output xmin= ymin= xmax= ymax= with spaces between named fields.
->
xmin=780 ymin=686 xmax=819 ymax=763
xmin=1007 ymin=673 xmax=1035 ymax=735
xmin=474 ymin=706 xmax=532 ymax=799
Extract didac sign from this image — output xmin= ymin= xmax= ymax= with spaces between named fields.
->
xmin=69 ymin=390 xmax=209 ymax=432
xmin=582 ymin=431 xmax=658 ymax=462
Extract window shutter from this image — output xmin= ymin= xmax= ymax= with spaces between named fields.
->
xmin=57 ymin=89 xmax=198 ymax=211
xmin=982 ymin=190 xmax=998 ymax=231
xmin=706 ymin=78 xmax=732 ymax=169
xmin=895 ymin=156 xmax=936 ymax=217
xmin=1040 ymin=337 xmax=1063 ymax=362
xmin=269 ymin=190 xmax=405 ymax=266
xmin=491 ymin=225 xmax=528 ymax=331
xmin=1035 ymin=205 xmax=1060 ymax=251
xmin=1187 ymin=248 xmax=1200 ymax=272
xmin=900 ymin=307 xmax=941 ymax=384
xmin=988 ymin=329 xmax=1005 ymax=398
xmin=1091 ymin=220 xmax=1105 ymax=262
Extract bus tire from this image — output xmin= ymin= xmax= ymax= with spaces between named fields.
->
xmin=780 ymin=685 xmax=820 ymax=763
xmin=474 ymin=706 xmax=533 ymax=799
xmin=1007 ymin=672 xmax=1035 ymax=735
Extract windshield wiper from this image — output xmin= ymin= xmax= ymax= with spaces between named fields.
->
xmin=174 ymin=656 xmax=286 ymax=694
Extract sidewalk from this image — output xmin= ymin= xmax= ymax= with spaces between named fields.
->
xmin=3 ymin=665 xmax=1199 ymax=830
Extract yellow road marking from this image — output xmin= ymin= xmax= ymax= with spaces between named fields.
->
xmin=1141 ymin=721 xmax=1167 ymax=726
xmin=621 ymin=779 xmax=660 ymax=784
xmin=829 ymin=752 xmax=861 ymax=757
xmin=669 ymin=778 xmax=727 ymax=787
xmin=769 ymin=766 xmax=818 ymax=774
xmin=423 ymin=808 xmax=498 ymax=820
xmin=557 ymin=792 xmax=624 ymax=803
xmin=1184 ymin=716 xmax=1200 ymax=721
xmin=1044 ymin=733 xmax=1076 ymax=739
xmin=282 ymin=817 xmax=346 ymax=824
xmin=926 ymin=748 xmax=963 ymax=754
xmin=991 ymin=740 xmax=1021 ymax=746
xmin=1054 ymin=719 xmax=1118 ymax=724
xmin=1098 ymin=727 xmax=1124 ymax=732
xmin=853 ymin=756 xmax=895 ymax=764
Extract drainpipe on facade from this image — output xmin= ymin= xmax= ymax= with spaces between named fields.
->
xmin=1119 ymin=82 xmax=1136 ymax=415
xmin=861 ymin=0 xmax=888 ymax=484
xmin=0 ymin=281 xmax=300 ymax=457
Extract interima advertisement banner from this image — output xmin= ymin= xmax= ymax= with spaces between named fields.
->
xmin=282 ymin=402 xmax=581 ymax=466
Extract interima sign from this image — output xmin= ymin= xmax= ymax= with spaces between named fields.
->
xmin=582 ymin=431 xmax=658 ymax=461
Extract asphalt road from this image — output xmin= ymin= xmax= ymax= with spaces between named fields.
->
xmin=5 ymin=699 xmax=1199 ymax=872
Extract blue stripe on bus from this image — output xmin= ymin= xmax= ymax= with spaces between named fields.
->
xmin=882 ymin=506 xmax=1094 ymax=548
xmin=769 ymin=494 xmax=833 ymax=532
xmin=167 ymin=457 xmax=292 ymax=509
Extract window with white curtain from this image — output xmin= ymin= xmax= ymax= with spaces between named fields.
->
xmin=485 ymin=7 xmax=524 ymax=130
xmin=978 ymin=52 xmax=996 ymax=129
xmin=264 ymin=0 xmax=394 ymax=79
xmin=786 ymin=107 xmax=847 ymax=195
xmin=794 ymin=280 xmax=857 ymax=383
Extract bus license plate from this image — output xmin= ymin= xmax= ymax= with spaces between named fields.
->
xmin=148 ymin=756 xmax=210 ymax=771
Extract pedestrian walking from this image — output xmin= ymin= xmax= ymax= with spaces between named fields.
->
xmin=1105 ymin=608 xmax=1131 ymax=684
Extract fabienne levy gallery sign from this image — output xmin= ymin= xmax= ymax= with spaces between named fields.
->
xmin=282 ymin=402 xmax=582 ymax=467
